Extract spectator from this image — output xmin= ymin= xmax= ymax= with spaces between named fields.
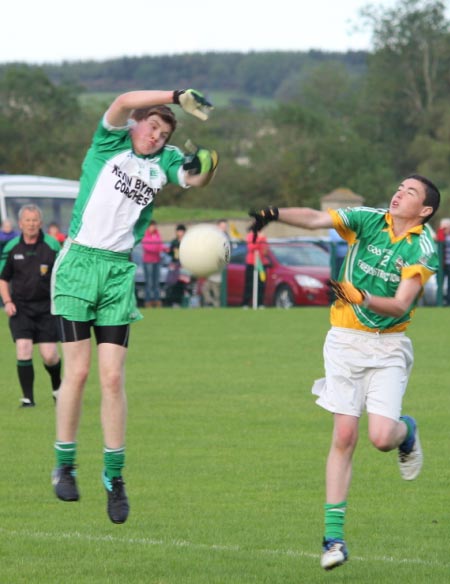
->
xmin=47 ymin=222 xmax=66 ymax=244
xmin=166 ymin=224 xmax=187 ymax=307
xmin=0 ymin=218 xmax=19 ymax=255
xmin=202 ymin=219 xmax=230 ymax=307
xmin=436 ymin=217 xmax=450 ymax=305
xmin=142 ymin=220 xmax=166 ymax=307
xmin=0 ymin=205 xmax=62 ymax=407
xmin=242 ymin=228 xmax=269 ymax=308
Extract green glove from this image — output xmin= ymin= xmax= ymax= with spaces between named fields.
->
xmin=173 ymin=89 xmax=213 ymax=121
xmin=183 ymin=140 xmax=219 ymax=175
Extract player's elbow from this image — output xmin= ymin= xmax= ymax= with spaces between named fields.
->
xmin=185 ymin=174 xmax=211 ymax=188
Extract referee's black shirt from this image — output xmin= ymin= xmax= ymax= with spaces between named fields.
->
xmin=0 ymin=230 xmax=60 ymax=314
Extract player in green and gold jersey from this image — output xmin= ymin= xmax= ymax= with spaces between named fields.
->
xmin=249 ymin=174 xmax=440 ymax=571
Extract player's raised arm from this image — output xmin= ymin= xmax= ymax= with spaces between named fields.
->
xmin=105 ymin=89 xmax=213 ymax=127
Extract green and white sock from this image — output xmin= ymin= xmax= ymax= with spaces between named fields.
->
xmin=103 ymin=446 xmax=125 ymax=480
xmin=324 ymin=501 xmax=347 ymax=540
xmin=54 ymin=441 xmax=77 ymax=468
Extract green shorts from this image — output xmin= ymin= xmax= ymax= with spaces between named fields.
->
xmin=51 ymin=242 xmax=143 ymax=326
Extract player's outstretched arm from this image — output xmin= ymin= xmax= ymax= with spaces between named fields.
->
xmin=278 ymin=207 xmax=333 ymax=229
xmin=248 ymin=206 xmax=333 ymax=241
xmin=105 ymin=89 xmax=213 ymax=127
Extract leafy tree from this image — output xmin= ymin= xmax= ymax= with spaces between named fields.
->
xmin=361 ymin=0 xmax=450 ymax=115
xmin=276 ymin=60 xmax=364 ymax=121
xmin=240 ymin=103 xmax=396 ymax=209
xmin=357 ymin=0 xmax=450 ymax=178
xmin=0 ymin=65 xmax=86 ymax=177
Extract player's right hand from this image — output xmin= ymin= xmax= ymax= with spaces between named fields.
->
xmin=330 ymin=280 xmax=366 ymax=305
xmin=173 ymin=89 xmax=213 ymax=121
xmin=248 ymin=207 xmax=279 ymax=241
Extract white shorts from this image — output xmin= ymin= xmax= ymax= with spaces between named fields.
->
xmin=312 ymin=327 xmax=414 ymax=420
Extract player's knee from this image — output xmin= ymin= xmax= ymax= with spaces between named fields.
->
xmin=69 ymin=366 xmax=90 ymax=388
xmin=99 ymin=367 xmax=124 ymax=395
xmin=333 ymin=426 xmax=358 ymax=450
xmin=369 ymin=429 xmax=396 ymax=451
xmin=41 ymin=348 xmax=60 ymax=366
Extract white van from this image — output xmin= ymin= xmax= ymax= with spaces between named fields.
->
xmin=0 ymin=174 xmax=153 ymax=304
xmin=0 ymin=174 xmax=79 ymax=232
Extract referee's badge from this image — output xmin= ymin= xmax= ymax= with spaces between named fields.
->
xmin=40 ymin=264 xmax=49 ymax=276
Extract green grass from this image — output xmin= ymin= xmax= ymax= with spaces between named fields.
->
xmin=1 ymin=307 xmax=449 ymax=583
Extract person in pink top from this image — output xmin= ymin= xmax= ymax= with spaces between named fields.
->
xmin=142 ymin=220 xmax=166 ymax=307
xmin=242 ymin=229 xmax=269 ymax=307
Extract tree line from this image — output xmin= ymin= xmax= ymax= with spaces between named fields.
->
xmin=1 ymin=0 xmax=450 ymax=226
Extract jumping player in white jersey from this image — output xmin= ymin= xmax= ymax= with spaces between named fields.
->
xmin=51 ymin=88 xmax=216 ymax=524
xmin=248 ymin=174 xmax=440 ymax=570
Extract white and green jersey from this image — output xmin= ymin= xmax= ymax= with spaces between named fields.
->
xmin=329 ymin=207 xmax=438 ymax=332
xmin=68 ymin=116 xmax=188 ymax=252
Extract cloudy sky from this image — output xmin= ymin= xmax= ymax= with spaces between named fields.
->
xmin=1 ymin=0 xmax=402 ymax=64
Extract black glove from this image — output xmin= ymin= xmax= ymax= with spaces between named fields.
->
xmin=173 ymin=89 xmax=213 ymax=121
xmin=248 ymin=207 xmax=279 ymax=241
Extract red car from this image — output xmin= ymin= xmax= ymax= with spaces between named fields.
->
xmin=226 ymin=240 xmax=331 ymax=307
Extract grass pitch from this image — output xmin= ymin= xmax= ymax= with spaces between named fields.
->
xmin=1 ymin=307 xmax=449 ymax=583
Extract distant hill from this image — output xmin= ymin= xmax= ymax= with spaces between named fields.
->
xmin=35 ymin=50 xmax=368 ymax=99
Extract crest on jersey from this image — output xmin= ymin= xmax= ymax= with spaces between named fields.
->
xmin=395 ymin=256 xmax=404 ymax=271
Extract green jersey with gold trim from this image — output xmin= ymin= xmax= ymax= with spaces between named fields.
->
xmin=329 ymin=207 xmax=438 ymax=332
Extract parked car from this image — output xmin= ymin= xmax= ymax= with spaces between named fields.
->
xmin=226 ymin=240 xmax=331 ymax=308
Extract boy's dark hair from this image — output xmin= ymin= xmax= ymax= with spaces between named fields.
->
xmin=131 ymin=105 xmax=177 ymax=138
xmin=407 ymin=174 xmax=440 ymax=223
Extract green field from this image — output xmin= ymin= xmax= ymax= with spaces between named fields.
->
xmin=1 ymin=307 xmax=449 ymax=583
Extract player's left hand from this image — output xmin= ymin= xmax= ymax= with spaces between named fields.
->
xmin=183 ymin=140 xmax=219 ymax=176
xmin=330 ymin=280 xmax=367 ymax=305
xmin=173 ymin=89 xmax=213 ymax=121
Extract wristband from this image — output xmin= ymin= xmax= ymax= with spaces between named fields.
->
xmin=172 ymin=89 xmax=185 ymax=104
xmin=362 ymin=291 xmax=371 ymax=308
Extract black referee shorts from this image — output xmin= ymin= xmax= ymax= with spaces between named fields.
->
xmin=9 ymin=311 xmax=60 ymax=343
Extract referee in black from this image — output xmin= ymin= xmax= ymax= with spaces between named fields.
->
xmin=0 ymin=204 xmax=62 ymax=407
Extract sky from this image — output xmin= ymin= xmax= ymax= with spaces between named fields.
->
xmin=1 ymin=0 xmax=401 ymax=65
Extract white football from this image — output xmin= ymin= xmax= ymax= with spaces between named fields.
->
xmin=179 ymin=223 xmax=231 ymax=277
